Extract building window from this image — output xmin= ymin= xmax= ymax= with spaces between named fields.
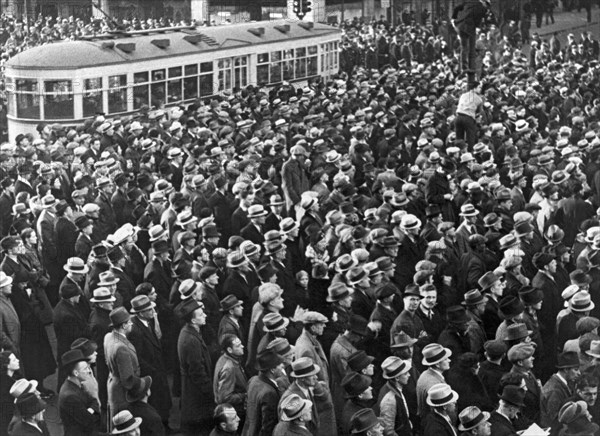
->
xmin=133 ymin=72 xmax=150 ymax=110
xmin=83 ymin=78 xmax=103 ymax=117
xmin=108 ymin=74 xmax=127 ymax=114
xmin=44 ymin=80 xmax=74 ymax=120
xmin=257 ymin=45 xmax=318 ymax=85
xmin=14 ymin=79 xmax=40 ymax=119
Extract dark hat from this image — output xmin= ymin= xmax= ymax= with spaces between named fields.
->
xmin=255 ymin=350 xmax=284 ymax=371
xmin=342 ymin=372 xmax=372 ymax=398
xmin=446 ymin=306 xmax=470 ymax=325
xmin=199 ymin=266 xmax=218 ymax=281
xmin=107 ymin=247 xmax=124 ymax=264
xmin=425 ymin=204 xmax=442 ymax=218
xmin=70 ymin=337 xmax=98 ymax=358
xmin=15 ymin=393 xmax=46 ymax=417
xmin=518 ymin=286 xmax=544 ymax=306
xmin=326 ymin=282 xmax=352 ymax=303
xmin=463 ymin=289 xmax=485 ymax=306
xmin=556 ymin=351 xmax=580 ymax=369
xmin=484 ymin=340 xmax=507 ymax=359
xmin=177 ymin=298 xmax=201 ymax=319
xmin=499 ymin=385 xmax=525 ymax=408
xmin=349 ymin=314 xmax=370 ymax=336
xmin=504 ymin=323 xmax=532 ymax=341
xmin=130 ymin=295 xmax=156 ymax=314
xmin=152 ymin=240 xmax=169 ymax=254
xmin=533 ymin=251 xmax=555 ymax=269
xmin=350 ymin=409 xmax=380 ymax=434
xmin=61 ymin=348 xmax=88 ymax=369
xmin=499 ymin=296 xmax=525 ymax=319
xmin=125 ymin=375 xmax=152 ymax=402
xmin=56 ymin=200 xmax=69 ymax=215
xmin=74 ymin=215 xmax=92 ymax=230
xmin=220 ymin=295 xmax=243 ymax=312
xmin=347 ymin=350 xmax=375 ymax=373
xmin=0 ymin=236 xmax=19 ymax=252
xmin=92 ymin=244 xmax=108 ymax=258
xmin=202 ymin=224 xmax=220 ymax=239
xmin=375 ymin=283 xmax=396 ymax=300
xmin=391 ymin=331 xmax=418 ymax=348
xmin=109 ymin=307 xmax=131 ymax=327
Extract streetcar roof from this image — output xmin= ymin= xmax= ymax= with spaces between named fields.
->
xmin=6 ymin=20 xmax=341 ymax=71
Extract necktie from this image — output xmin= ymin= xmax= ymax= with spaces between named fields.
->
xmin=153 ymin=315 xmax=162 ymax=340
xmin=398 ymin=389 xmax=412 ymax=429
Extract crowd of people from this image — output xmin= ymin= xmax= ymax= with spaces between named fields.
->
xmin=1 ymin=1 xmax=600 ymax=436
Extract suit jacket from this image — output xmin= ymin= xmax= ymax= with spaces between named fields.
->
xmin=36 ymin=209 xmax=58 ymax=264
xmin=7 ymin=420 xmax=50 ymax=436
xmin=144 ymin=258 xmax=174 ymax=303
xmin=177 ymin=323 xmax=214 ymax=423
xmin=55 ymin=216 xmax=78 ymax=267
xmin=127 ymin=401 xmax=166 ymax=436
xmin=0 ymin=295 xmax=20 ymax=355
xmin=218 ymin=315 xmax=245 ymax=344
xmin=111 ymin=188 xmax=129 ymax=227
xmin=58 ymin=379 xmax=101 ymax=436
xmin=379 ymin=382 xmax=413 ymax=436
xmin=104 ymin=331 xmax=141 ymax=414
xmin=53 ymin=299 xmax=91 ymax=359
xmin=295 ymin=329 xmax=330 ymax=384
xmin=208 ymin=190 xmax=233 ymax=241
xmin=242 ymin=374 xmax=281 ymax=436
xmin=273 ymin=421 xmax=312 ymax=436
xmin=213 ymin=353 xmax=248 ymax=415
xmin=280 ymin=381 xmax=320 ymax=435
xmin=0 ymin=191 xmax=14 ymax=237
xmin=94 ymin=191 xmax=117 ymax=241
xmin=489 ymin=410 xmax=516 ymax=436
xmin=240 ymin=222 xmax=264 ymax=246
xmin=422 ymin=411 xmax=457 ymax=436
xmin=540 ymin=373 xmax=572 ymax=429
xmin=110 ymin=266 xmax=136 ymax=311
xmin=129 ymin=316 xmax=171 ymax=419
xmin=74 ymin=233 xmax=93 ymax=262
xmin=330 ymin=334 xmax=358 ymax=423
xmin=59 ymin=275 xmax=91 ymax=319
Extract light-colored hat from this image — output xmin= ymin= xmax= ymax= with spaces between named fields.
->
xmin=426 ymin=383 xmax=458 ymax=407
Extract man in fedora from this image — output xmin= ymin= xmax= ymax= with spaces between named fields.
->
xmin=177 ymin=299 xmax=214 ymax=435
xmin=128 ymin=295 xmax=172 ymax=431
xmin=265 ymin=194 xmax=286 ymax=233
xmin=507 ymin=342 xmax=541 ymax=423
xmin=558 ymin=291 xmax=595 ymax=353
xmin=222 ymin=251 xmax=253 ymax=330
xmin=349 ymin=408 xmax=384 ymax=436
xmin=280 ymin=357 xmax=323 ymax=435
xmin=478 ymin=340 xmax=508 ymax=405
xmin=58 ymin=349 xmax=102 ymax=436
xmin=242 ymin=350 xmax=285 ymax=436
xmin=378 ymin=356 xmax=414 ymax=436
xmin=422 ymin=383 xmax=459 ymax=436
xmin=489 ymin=385 xmax=525 ymax=436
xmin=438 ymin=306 xmax=473 ymax=359
xmin=94 ymin=176 xmax=116 ymax=241
xmin=340 ymin=372 xmax=374 ymax=434
xmin=241 ymin=204 xmax=268 ymax=246
xmin=126 ymin=375 xmax=164 ymax=436
xmin=556 ymin=400 xmax=600 ymax=436
xmin=214 ymin=334 xmax=248 ymax=426
xmin=494 ymin=296 xmax=527 ymax=342
xmin=295 ymin=311 xmax=330 ymax=384
xmin=36 ymin=194 xmax=60 ymax=304
xmin=54 ymin=260 xmax=92 ymax=389
xmin=105 ymin=307 xmax=141 ymax=419
xmin=110 ymin=410 xmax=143 ymax=436
xmin=458 ymin=234 xmax=489 ymax=293
xmin=463 ymin=290 xmax=488 ymax=357
xmin=421 ymin=205 xmax=443 ymax=242
xmin=416 ymin=343 xmax=452 ymax=417
xmin=9 ymin=392 xmax=49 ymax=436
xmin=108 ymin=247 xmax=136 ymax=311
xmin=541 ymin=351 xmax=581 ymax=431
xmin=218 ymin=295 xmax=245 ymax=344
xmin=273 ymin=393 xmax=314 ymax=436
xmin=74 ymin=215 xmax=94 ymax=261
xmin=457 ymin=406 xmax=491 ymax=436
xmin=390 ymin=284 xmax=425 ymax=342
xmin=454 ymin=203 xmax=480 ymax=256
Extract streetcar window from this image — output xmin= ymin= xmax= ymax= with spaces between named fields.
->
xmin=183 ymin=76 xmax=198 ymax=100
xmin=271 ymin=51 xmax=281 ymax=62
xmin=185 ymin=64 xmax=198 ymax=76
xmin=258 ymin=53 xmax=268 ymax=63
xmin=217 ymin=56 xmax=246 ymax=92
xmin=308 ymin=46 xmax=317 ymax=55
xmin=133 ymin=84 xmax=149 ymax=110
xmin=296 ymin=48 xmax=306 ymax=57
xmin=15 ymin=79 xmax=40 ymax=120
xmin=108 ymin=75 xmax=127 ymax=114
xmin=168 ymin=78 xmax=182 ymax=103
xmin=200 ymin=62 xmax=212 ymax=73
xmin=83 ymin=77 xmax=103 ymax=118
xmin=134 ymin=72 xmax=149 ymax=84
xmin=199 ymin=74 xmax=213 ymax=97
xmin=152 ymin=69 xmax=166 ymax=81
xmin=168 ymin=67 xmax=182 ymax=78
xmin=257 ymin=65 xmax=269 ymax=85
xmin=44 ymin=80 xmax=74 ymax=120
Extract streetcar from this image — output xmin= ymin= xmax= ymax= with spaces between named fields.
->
xmin=4 ymin=20 xmax=342 ymax=139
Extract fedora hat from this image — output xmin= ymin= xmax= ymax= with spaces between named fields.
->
xmin=70 ymin=337 xmax=98 ymax=359
xmin=220 ymin=295 xmax=243 ymax=312
xmin=545 ymin=225 xmax=565 ymax=244
xmin=247 ymin=204 xmax=268 ymax=219
xmin=478 ymin=271 xmax=501 ymax=291
xmin=463 ymin=289 xmax=485 ymax=306
xmin=346 ymin=267 xmax=367 ymax=286
xmin=255 ymin=350 xmax=284 ymax=371
xmin=347 ymin=350 xmax=375 ymax=373
xmin=504 ymin=323 xmax=532 ymax=341
xmin=458 ymin=406 xmax=491 ymax=432
xmin=15 ymin=393 xmax=46 ymax=418
xmin=586 ymin=340 xmax=600 ymax=358
xmin=280 ymin=217 xmax=298 ymax=234
xmin=0 ymin=271 xmax=13 ymax=288
xmin=519 ymin=286 xmax=544 ymax=306
xmin=342 ymin=372 xmax=372 ymax=398
xmin=11 ymin=203 xmax=30 ymax=216
xmin=227 ymin=251 xmax=248 ymax=268
xmin=446 ymin=306 xmax=470 ymax=325
xmin=381 ymin=356 xmax=411 ymax=379
xmin=61 ymin=348 xmax=88 ymax=369
xmin=499 ymin=296 xmax=525 ymax=319
xmin=40 ymin=194 xmax=58 ymax=209
xmin=111 ymin=411 xmax=142 ymax=435
xmin=109 ymin=307 xmax=131 ymax=327
xmin=152 ymin=240 xmax=170 ymax=255
xmin=74 ymin=215 xmax=92 ymax=231
xmin=98 ymin=271 xmax=120 ymax=286
xmin=178 ymin=279 xmax=200 ymax=300
xmin=176 ymin=210 xmax=198 ymax=227
xmin=570 ymin=291 xmax=595 ymax=312
xmin=280 ymin=393 xmax=313 ymax=421
xmin=202 ymin=224 xmax=220 ymax=239
xmin=422 ymin=343 xmax=452 ymax=366
xmin=483 ymin=212 xmax=502 ymax=228
xmin=350 ymin=409 xmax=381 ymax=434
xmin=125 ymin=375 xmax=152 ymax=402
xmin=400 ymin=214 xmax=421 ymax=230
xmin=130 ymin=295 xmax=156 ymax=314
xmin=391 ymin=331 xmax=418 ymax=348
xmin=263 ymin=312 xmax=289 ymax=332
xmin=556 ymin=351 xmax=580 ymax=369
xmin=499 ymin=234 xmax=519 ymax=251
xmin=500 ymin=385 xmax=525 ymax=408
xmin=63 ymin=257 xmax=89 ymax=274
xmin=268 ymin=194 xmax=285 ymax=206
xmin=426 ymin=383 xmax=458 ymax=407
xmin=290 ymin=357 xmax=320 ymax=378
xmin=326 ymin=282 xmax=353 ymax=303
xmin=459 ymin=203 xmax=479 ymax=217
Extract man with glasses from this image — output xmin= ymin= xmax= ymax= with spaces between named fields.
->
xmin=128 ymin=294 xmax=173 ymax=432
